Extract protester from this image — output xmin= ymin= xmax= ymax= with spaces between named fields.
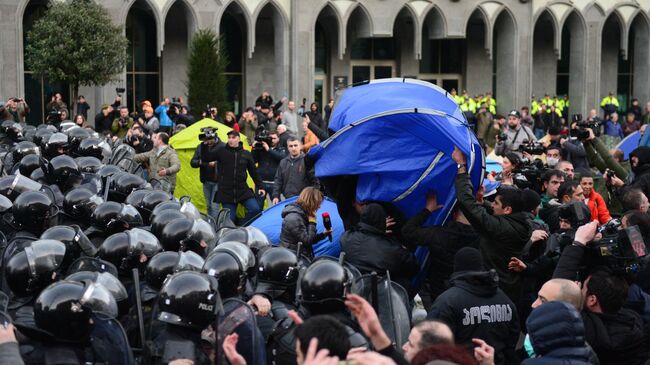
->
xmin=133 ymin=132 xmax=181 ymax=192
xmin=272 ymin=137 xmax=317 ymax=204
xmin=280 ymin=186 xmax=331 ymax=258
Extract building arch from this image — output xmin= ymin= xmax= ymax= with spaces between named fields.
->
xmin=215 ymin=0 xmax=254 ymax=58
xmin=121 ymin=0 xmax=163 ymax=55
xmin=492 ymin=7 xmax=518 ymax=113
xmin=465 ymin=8 xmax=491 ymax=95
xmin=161 ymin=0 xmax=199 ymax=35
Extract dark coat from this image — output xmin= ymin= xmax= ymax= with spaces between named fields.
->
xmin=454 ymin=172 xmax=532 ymax=302
xmin=341 ymin=204 xmax=419 ymax=289
xmin=213 ymin=143 xmax=263 ymax=203
xmin=272 ymin=154 xmax=318 ymax=199
xmin=280 ymin=203 xmax=326 ymax=256
xmin=190 ymin=141 xmax=222 ymax=183
xmin=427 ymin=270 xmax=519 ymax=365
xmin=630 ymin=147 xmax=650 ymax=199
xmin=306 ymin=111 xmax=325 ymax=131
xmin=252 ymin=145 xmax=286 ymax=182
xmin=582 ymin=309 xmax=648 ymax=365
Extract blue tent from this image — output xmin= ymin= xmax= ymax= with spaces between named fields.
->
xmin=247 ymin=196 xmax=343 ymax=257
xmin=620 ymin=131 xmax=641 ymax=159
xmin=309 ymin=78 xmax=484 ymax=287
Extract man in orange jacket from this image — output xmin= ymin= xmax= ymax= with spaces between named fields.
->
xmin=580 ymin=174 xmax=611 ymax=224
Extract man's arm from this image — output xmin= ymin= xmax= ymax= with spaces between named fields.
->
xmin=272 ymin=160 xmax=285 ymax=199
xmin=246 ymin=153 xmax=264 ymax=189
xmin=552 ymin=221 xmax=597 ymax=280
xmin=190 ymin=145 xmax=202 ymax=168
xmin=562 ymin=140 xmax=586 ymax=157
xmin=454 ymin=173 xmax=502 ymax=237
xmin=166 ymin=151 xmax=182 ymax=175
xmin=132 ymin=149 xmax=151 ymax=163
xmin=269 ymin=147 xmax=287 ymax=161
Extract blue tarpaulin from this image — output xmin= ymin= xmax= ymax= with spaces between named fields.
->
xmin=619 ymin=131 xmax=641 ymax=160
xmin=309 ymin=79 xmax=484 ymax=287
xmin=247 ymin=196 xmax=344 ymax=257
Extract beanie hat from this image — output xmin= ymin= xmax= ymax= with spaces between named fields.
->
xmin=453 ymin=247 xmax=484 ymax=273
xmin=360 ymin=203 xmax=386 ymax=232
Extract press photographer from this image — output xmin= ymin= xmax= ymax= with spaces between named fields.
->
xmin=190 ymin=127 xmax=223 ymax=218
xmin=557 ymin=115 xmax=592 ymax=176
xmin=252 ymin=127 xmax=286 ymax=205
xmin=124 ymin=124 xmax=152 ymax=153
xmin=495 ymin=110 xmax=536 ymax=158
xmin=111 ymin=106 xmax=134 ymax=138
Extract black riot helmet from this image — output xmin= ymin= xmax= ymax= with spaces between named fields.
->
xmin=32 ymin=128 xmax=53 ymax=147
xmin=125 ymin=189 xmax=151 ymax=208
xmin=0 ymin=194 xmax=12 ymax=214
xmin=150 ymin=200 xmax=182 ymax=220
xmin=90 ymin=202 xmax=143 ymax=234
xmin=157 ymin=271 xmax=220 ymax=331
xmin=63 ymin=188 xmax=104 ymax=223
xmin=216 ymin=227 xmax=272 ymax=257
xmin=299 ymin=259 xmax=352 ymax=309
xmin=2 ymin=121 xmax=24 ymax=142
xmin=96 ymin=228 xmax=161 ymax=274
xmin=75 ymin=156 xmax=103 ymax=173
xmin=138 ymin=190 xmax=174 ymax=224
xmin=256 ymin=247 xmax=299 ymax=298
xmin=65 ymin=270 xmax=129 ymax=316
xmin=150 ymin=209 xmax=186 ymax=239
xmin=41 ymin=225 xmax=97 ymax=260
xmin=145 ymin=251 xmax=205 ymax=290
xmin=202 ymin=241 xmax=255 ymax=299
xmin=160 ymin=218 xmax=216 ymax=255
xmin=42 ymin=155 xmax=83 ymax=193
xmin=43 ymin=132 xmax=69 ymax=159
xmin=12 ymin=190 xmax=58 ymax=234
xmin=65 ymin=127 xmax=91 ymax=155
xmin=0 ymin=174 xmax=44 ymax=201
xmin=5 ymin=239 xmax=66 ymax=297
xmin=34 ymin=280 xmax=117 ymax=342
xmin=76 ymin=137 xmax=111 ymax=162
xmin=110 ymin=173 xmax=147 ymax=203
xmin=17 ymin=154 xmax=41 ymax=177
xmin=97 ymin=164 xmax=123 ymax=180
xmin=12 ymin=141 xmax=40 ymax=164
xmin=66 ymin=257 xmax=119 ymax=277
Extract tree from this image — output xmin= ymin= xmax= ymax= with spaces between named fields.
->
xmin=25 ymin=0 xmax=127 ymax=114
xmin=186 ymin=29 xmax=230 ymax=119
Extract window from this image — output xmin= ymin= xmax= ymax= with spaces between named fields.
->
xmin=618 ymin=26 xmax=634 ymax=111
xmin=221 ymin=10 xmax=245 ymax=115
xmin=126 ymin=4 xmax=160 ymax=113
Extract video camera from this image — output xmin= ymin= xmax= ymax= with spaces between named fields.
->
xmin=497 ymin=133 xmax=508 ymax=142
xmin=116 ymin=87 xmax=126 ymax=96
xmin=570 ymin=114 xmax=601 ymax=140
xmin=588 ymin=222 xmax=647 ymax=275
xmin=167 ymin=98 xmax=182 ymax=120
xmin=512 ymin=158 xmax=548 ymax=192
xmin=198 ymin=127 xmax=217 ymax=141
xmin=518 ymin=139 xmax=546 ymax=155
xmin=253 ymin=126 xmax=273 ymax=151
xmin=47 ymin=108 xmax=63 ymax=124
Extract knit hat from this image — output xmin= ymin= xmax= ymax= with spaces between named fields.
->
xmin=143 ymin=106 xmax=153 ymax=114
xmin=360 ymin=203 xmax=386 ymax=232
xmin=453 ymin=247 xmax=484 ymax=273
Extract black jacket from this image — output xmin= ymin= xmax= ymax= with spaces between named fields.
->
xmin=427 ymin=270 xmax=519 ymax=365
xmin=582 ymin=309 xmax=648 ymax=365
xmin=401 ymin=209 xmax=479 ymax=299
xmin=252 ymin=145 xmax=286 ymax=182
xmin=272 ymin=154 xmax=318 ymax=199
xmin=280 ymin=203 xmax=326 ymax=257
xmin=190 ymin=141 xmax=222 ymax=183
xmin=213 ymin=143 xmax=263 ymax=203
xmin=341 ymin=204 xmax=419 ymax=289
xmin=454 ymin=173 xmax=531 ymax=302
xmin=305 ymin=111 xmax=325 ymax=131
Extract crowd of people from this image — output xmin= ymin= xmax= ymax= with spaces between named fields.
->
xmin=0 ymin=86 xmax=649 ymax=365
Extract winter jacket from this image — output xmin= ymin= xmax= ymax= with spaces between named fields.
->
xmin=582 ymin=309 xmax=648 ymax=365
xmin=144 ymin=116 xmax=159 ymax=134
xmin=341 ymin=204 xmax=419 ymax=289
xmin=133 ymin=145 xmax=181 ymax=191
xmin=494 ymin=125 xmax=536 ymax=157
xmin=305 ymin=111 xmax=325 ymax=131
xmin=111 ymin=117 xmax=134 ymax=138
xmin=239 ymin=118 xmax=258 ymax=145
xmin=630 ymin=147 xmax=650 ymax=199
xmin=455 ymin=172 xmax=532 ymax=302
xmin=401 ymin=209 xmax=480 ymax=299
xmin=155 ymin=104 xmax=173 ymax=128
xmin=562 ymin=139 xmax=590 ymax=175
xmin=427 ymin=270 xmax=520 ymax=365
xmin=522 ymin=301 xmax=592 ymax=365
xmin=302 ymin=128 xmax=319 ymax=153
xmin=585 ymin=189 xmax=611 ymax=224
xmin=603 ymin=120 xmax=624 ymax=139
xmin=253 ymin=145 xmax=287 ymax=182
xmin=213 ymin=142 xmax=263 ymax=204
xmin=280 ymin=203 xmax=327 ymax=256
xmin=190 ymin=141 xmax=223 ymax=183
xmin=272 ymin=154 xmax=318 ymax=199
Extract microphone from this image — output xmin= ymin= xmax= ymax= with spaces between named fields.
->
xmin=322 ymin=212 xmax=332 ymax=241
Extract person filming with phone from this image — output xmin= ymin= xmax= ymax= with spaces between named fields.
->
xmin=211 ymin=130 xmax=265 ymax=224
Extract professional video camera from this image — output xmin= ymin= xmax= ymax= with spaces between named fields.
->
xmin=587 ymin=221 xmax=648 ymax=275
xmin=47 ymin=108 xmax=63 ymax=124
xmin=570 ymin=114 xmax=601 ymax=140
xmin=167 ymin=98 xmax=182 ymax=120
xmin=253 ymin=125 xmax=273 ymax=151
xmin=497 ymin=133 xmax=508 ymax=142
xmin=198 ymin=127 xmax=217 ymax=141
xmin=116 ymin=87 xmax=126 ymax=96
xmin=512 ymin=158 xmax=548 ymax=192
xmin=518 ymin=139 xmax=546 ymax=155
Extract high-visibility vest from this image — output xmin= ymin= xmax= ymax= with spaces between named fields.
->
xmin=555 ymin=99 xmax=565 ymax=112
xmin=531 ymin=100 xmax=540 ymax=115
xmin=468 ymin=98 xmax=477 ymax=113
xmin=600 ymin=96 xmax=619 ymax=108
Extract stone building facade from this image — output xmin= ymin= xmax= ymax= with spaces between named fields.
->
xmin=0 ymin=0 xmax=649 ymax=122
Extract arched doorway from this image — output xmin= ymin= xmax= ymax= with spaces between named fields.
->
xmin=126 ymin=0 xmax=159 ymax=112
xmin=162 ymin=0 xmax=194 ymax=101
xmin=314 ymin=4 xmax=338 ymax=110
xmin=493 ymin=10 xmax=517 ymax=113
xmin=557 ymin=11 xmax=587 ymax=115
xmin=220 ymin=2 xmax=247 ymax=116
xmin=348 ymin=5 xmax=395 ymax=84
xmin=629 ymin=14 xmax=650 ymax=107
xmin=465 ymin=10 xmax=490 ymax=99
xmin=23 ymin=0 xmax=70 ymax=124
xmin=600 ymin=14 xmax=623 ymax=111
xmin=532 ymin=11 xmax=556 ymax=99
xmin=420 ymin=6 xmax=463 ymax=92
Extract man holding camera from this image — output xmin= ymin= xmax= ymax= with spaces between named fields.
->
xmin=155 ymin=98 xmax=174 ymax=134
xmin=495 ymin=110 xmax=536 ymax=158
xmin=111 ymin=106 xmax=134 ymax=138
xmin=6 ymin=98 xmax=29 ymax=124
xmin=252 ymin=131 xmax=286 ymax=206
xmin=191 ymin=127 xmax=223 ymax=218
xmin=133 ymin=132 xmax=181 ymax=193
xmin=124 ymin=125 xmax=153 ymax=153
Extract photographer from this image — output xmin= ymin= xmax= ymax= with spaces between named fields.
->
xmin=238 ymin=107 xmax=258 ymax=144
xmin=124 ymin=124 xmax=152 ymax=153
xmin=190 ymin=127 xmax=222 ymax=218
xmin=560 ymin=123 xmax=590 ymax=176
xmin=140 ymin=105 xmax=159 ymax=134
xmin=155 ymin=97 xmax=174 ymax=134
xmin=176 ymin=104 xmax=195 ymax=126
xmin=6 ymin=97 xmax=29 ymax=124
xmin=111 ymin=106 xmax=134 ymax=138
xmin=252 ymin=130 xmax=286 ymax=204
xmin=495 ymin=110 xmax=535 ymax=158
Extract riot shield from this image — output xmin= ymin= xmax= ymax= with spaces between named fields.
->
xmin=91 ymin=312 xmax=135 ymax=365
xmin=216 ymin=298 xmax=263 ymax=365
xmin=352 ymin=272 xmax=411 ymax=348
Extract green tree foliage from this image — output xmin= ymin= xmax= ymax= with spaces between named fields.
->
xmin=25 ymin=0 xmax=128 ymax=111
xmin=186 ymin=29 xmax=230 ymax=118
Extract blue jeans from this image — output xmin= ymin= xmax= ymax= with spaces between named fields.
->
xmin=222 ymin=197 xmax=261 ymax=225
xmin=534 ymin=128 xmax=546 ymax=140
xmin=202 ymin=181 xmax=218 ymax=219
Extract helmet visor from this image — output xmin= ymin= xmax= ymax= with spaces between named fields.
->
xmin=10 ymin=175 xmax=43 ymax=195
xmin=119 ymin=204 xmax=143 ymax=227
xmin=72 ymin=225 xmax=97 ymax=257
xmin=127 ymin=228 xmax=161 ymax=257
xmin=189 ymin=219 xmax=217 ymax=247
xmin=176 ymin=251 xmax=205 ymax=273
xmin=214 ymin=241 xmax=255 ymax=272
xmin=80 ymin=281 xmax=119 ymax=318
xmin=180 ymin=199 xmax=202 ymax=220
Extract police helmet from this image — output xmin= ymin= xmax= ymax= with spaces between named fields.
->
xmin=12 ymin=141 xmax=40 ymax=164
xmin=150 ymin=200 xmax=182 ymax=218
xmin=75 ymin=156 xmax=103 ymax=173
xmin=157 ymin=271 xmax=220 ymax=330
xmin=138 ymin=190 xmax=174 ymax=224
xmin=145 ymin=251 xmax=205 ymax=290
xmin=299 ymin=259 xmax=352 ymax=306
xmin=76 ymin=137 xmax=111 ymax=162
xmin=5 ymin=239 xmax=66 ymax=297
xmin=160 ymin=218 xmax=216 ymax=255
xmin=179 ymin=197 xmax=202 ymax=220
xmin=65 ymin=127 xmax=91 ymax=155
xmin=96 ymin=228 xmax=161 ymax=274
xmin=216 ymin=227 xmax=272 ymax=257
xmin=202 ymin=241 xmax=254 ymax=298
xmin=63 ymin=188 xmax=103 ymax=223
xmin=12 ymin=191 xmax=58 ymax=234
xmin=2 ymin=121 xmax=24 ymax=142
xmin=34 ymin=280 xmax=117 ymax=342
xmin=65 ymin=270 xmax=128 ymax=316
xmin=125 ymin=189 xmax=151 ymax=208
xmin=90 ymin=202 xmax=143 ymax=234
xmin=43 ymin=132 xmax=69 ymax=158
xmin=0 ymin=194 xmax=12 ymax=214
xmin=41 ymin=225 xmax=97 ymax=259
xmin=109 ymin=173 xmax=146 ymax=203
xmin=32 ymin=129 xmax=53 ymax=147
xmin=17 ymin=154 xmax=41 ymax=177
xmin=0 ymin=174 xmax=44 ymax=201
xmin=150 ymin=209 xmax=186 ymax=239
xmin=42 ymin=155 xmax=82 ymax=192
xmin=66 ymin=257 xmax=119 ymax=278
xmin=257 ymin=247 xmax=299 ymax=287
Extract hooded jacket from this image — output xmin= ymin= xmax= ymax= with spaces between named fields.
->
xmin=213 ymin=142 xmax=263 ymax=203
xmin=272 ymin=153 xmax=318 ymax=199
xmin=582 ymin=308 xmax=648 ymax=365
xmin=630 ymin=146 xmax=650 ymax=199
xmin=341 ymin=204 xmax=419 ymax=290
xmin=427 ymin=270 xmax=519 ymax=365
xmin=522 ymin=301 xmax=592 ymax=365
xmin=280 ymin=203 xmax=326 ymax=256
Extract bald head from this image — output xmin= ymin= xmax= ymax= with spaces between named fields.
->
xmin=402 ymin=320 xmax=454 ymax=362
xmin=532 ymin=279 xmax=582 ymax=310
xmin=277 ymin=124 xmax=287 ymax=134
